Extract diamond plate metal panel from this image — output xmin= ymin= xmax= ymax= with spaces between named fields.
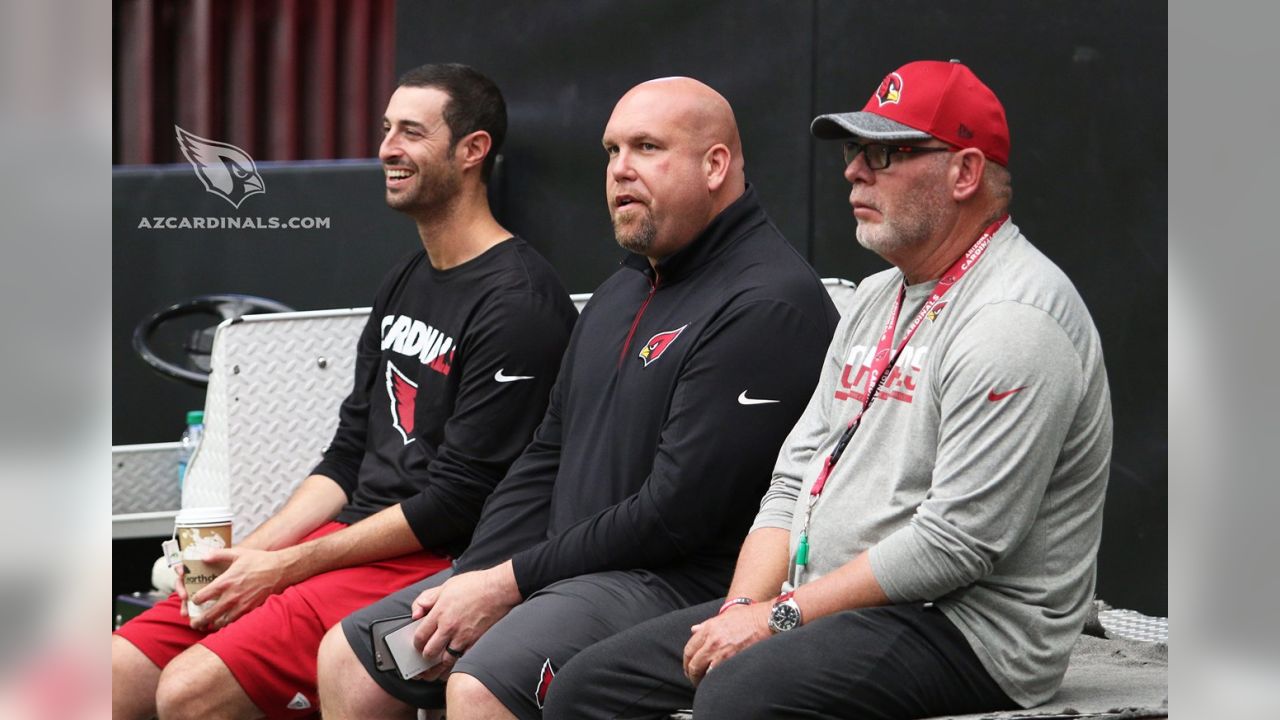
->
xmin=180 ymin=309 xmax=369 ymax=542
xmin=112 ymin=442 xmax=182 ymax=514
xmin=1099 ymin=608 xmax=1168 ymax=644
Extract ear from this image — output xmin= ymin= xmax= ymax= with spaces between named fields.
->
xmin=454 ymin=130 xmax=493 ymax=174
xmin=951 ymin=148 xmax=985 ymax=202
xmin=703 ymin=144 xmax=731 ymax=192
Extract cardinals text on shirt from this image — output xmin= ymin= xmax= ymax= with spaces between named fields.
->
xmin=381 ymin=314 xmax=455 ymax=376
xmin=834 ymin=344 xmax=928 ymax=405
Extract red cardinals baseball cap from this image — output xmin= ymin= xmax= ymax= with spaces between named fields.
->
xmin=811 ymin=60 xmax=1010 ymax=166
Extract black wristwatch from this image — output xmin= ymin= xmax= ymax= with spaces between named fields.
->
xmin=767 ymin=591 xmax=802 ymax=633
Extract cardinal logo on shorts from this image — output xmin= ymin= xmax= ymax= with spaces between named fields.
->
xmin=386 ymin=361 xmax=418 ymax=444
xmin=175 ymin=125 xmax=265 ymax=208
xmin=876 ymin=72 xmax=904 ymax=106
xmin=534 ymin=658 xmax=556 ymax=709
xmin=638 ymin=325 xmax=687 ymax=368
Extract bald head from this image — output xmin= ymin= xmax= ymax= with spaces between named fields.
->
xmin=603 ymin=77 xmax=747 ymax=260
xmin=621 ymin=77 xmax=744 ymax=181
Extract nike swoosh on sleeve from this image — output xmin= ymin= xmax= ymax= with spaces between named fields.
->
xmin=738 ymin=391 xmax=780 ymax=405
xmin=494 ymin=369 xmax=535 ymax=383
xmin=986 ymin=386 xmax=1027 ymax=402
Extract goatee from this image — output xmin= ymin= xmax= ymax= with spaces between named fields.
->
xmin=614 ymin=212 xmax=657 ymax=254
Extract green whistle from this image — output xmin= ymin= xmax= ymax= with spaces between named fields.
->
xmin=796 ymin=534 xmax=809 ymax=567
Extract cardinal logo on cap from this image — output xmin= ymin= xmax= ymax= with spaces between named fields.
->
xmin=875 ymin=72 xmax=904 ymax=106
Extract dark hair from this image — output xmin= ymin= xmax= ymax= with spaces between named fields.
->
xmin=397 ymin=63 xmax=507 ymax=183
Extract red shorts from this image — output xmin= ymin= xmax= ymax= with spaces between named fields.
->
xmin=114 ymin=521 xmax=450 ymax=718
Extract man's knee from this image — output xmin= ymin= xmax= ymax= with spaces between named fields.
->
xmin=317 ymin=624 xmax=415 ymax=720
xmin=112 ymin=635 xmax=163 ymax=719
xmin=316 ymin=624 xmax=357 ymax=690
xmin=446 ymin=673 xmax=510 ymax=719
xmin=154 ymin=646 xmax=248 ymax=720
xmin=692 ymin=659 xmax=776 ymax=720
xmin=112 ymin=634 xmax=159 ymax=678
xmin=446 ymin=672 xmax=490 ymax=705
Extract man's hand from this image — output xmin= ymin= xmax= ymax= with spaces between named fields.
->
xmin=409 ymin=562 xmax=521 ymax=681
xmin=173 ymin=564 xmax=190 ymax=618
xmin=187 ymin=547 xmax=298 ymax=630
xmin=682 ymin=603 xmax=772 ymax=687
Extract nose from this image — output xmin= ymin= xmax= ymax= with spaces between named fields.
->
xmin=843 ymin=150 xmax=874 ymax=185
xmin=379 ymin=131 xmax=401 ymax=164
xmin=609 ymin=149 xmax=636 ymax=182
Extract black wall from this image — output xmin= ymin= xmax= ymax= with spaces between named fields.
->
xmin=112 ymin=0 xmax=1166 ymax=614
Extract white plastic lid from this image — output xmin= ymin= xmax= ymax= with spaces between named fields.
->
xmin=175 ymin=506 xmax=233 ymax=526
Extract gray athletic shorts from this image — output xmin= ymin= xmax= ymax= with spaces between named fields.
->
xmin=342 ymin=567 xmax=686 ymax=719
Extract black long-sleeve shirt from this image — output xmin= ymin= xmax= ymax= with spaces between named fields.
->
xmin=312 ymin=238 xmax=577 ymax=557
xmin=456 ymin=186 xmax=839 ymax=603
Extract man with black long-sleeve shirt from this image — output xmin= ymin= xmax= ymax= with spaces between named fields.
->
xmin=317 ymin=77 xmax=839 ymax=720
xmin=112 ymin=64 xmax=576 ymax=720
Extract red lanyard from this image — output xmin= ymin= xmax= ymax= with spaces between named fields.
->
xmin=808 ymin=215 xmax=1007 ymax=499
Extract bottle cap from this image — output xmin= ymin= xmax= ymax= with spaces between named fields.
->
xmin=186 ymin=410 xmax=205 ymax=425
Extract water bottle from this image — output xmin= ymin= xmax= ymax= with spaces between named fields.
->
xmin=178 ymin=410 xmax=205 ymax=489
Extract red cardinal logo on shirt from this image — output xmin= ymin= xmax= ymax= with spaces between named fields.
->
xmin=534 ymin=658 xmax=556 ymax=709
xmin=638 ymin=324 xmax=688 ymax=368
xmin=386 ymin=361 xmax=418 ymax=444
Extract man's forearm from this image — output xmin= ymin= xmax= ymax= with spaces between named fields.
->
xmin=239 ymin=474 xmax=349 ymax=551
xmin=723 ymin=528 xmax=792 ymax=601
xmin=279 ymin=503 xmax=424 ymax=580
xmin=792 ymin=551 xmax=890 ymax=621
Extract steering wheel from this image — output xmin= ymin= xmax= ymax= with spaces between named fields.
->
xmin=132 ymin=294 xmax=295 ymax=386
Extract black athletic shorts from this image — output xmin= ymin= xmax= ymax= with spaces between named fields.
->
xmin=342 ymin=568 xmax=689 ymax=719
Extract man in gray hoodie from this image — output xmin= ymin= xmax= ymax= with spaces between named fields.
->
xmin=546 ymin=59 xmax=1113 ymax=719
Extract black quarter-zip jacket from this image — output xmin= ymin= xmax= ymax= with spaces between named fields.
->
xmin=456 ymin=186 xmax=840 ymax=603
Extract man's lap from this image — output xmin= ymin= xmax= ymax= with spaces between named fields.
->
xmin=342 ymin=569 xmax=688 ymax=719
xmin=550 ymin=602 xmax=1016 ymax=720
xmin=340 ymin=566 xmax=456 ymax=709
xmin=115 ymin=521 xmax=449 ymax=718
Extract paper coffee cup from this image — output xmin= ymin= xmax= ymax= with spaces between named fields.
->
xmin=174 ymin=506 xmax=233 ymax=619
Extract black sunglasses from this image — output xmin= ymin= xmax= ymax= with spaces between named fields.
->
xmin=842 ymin=142 xmax=954 ymax=170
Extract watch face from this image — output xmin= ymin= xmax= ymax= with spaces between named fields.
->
xmin=769 ymin=601 xmax=801 ymax=633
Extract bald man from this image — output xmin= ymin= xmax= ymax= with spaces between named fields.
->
xmin=315 ymin=77 xmax=839 ymax=720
